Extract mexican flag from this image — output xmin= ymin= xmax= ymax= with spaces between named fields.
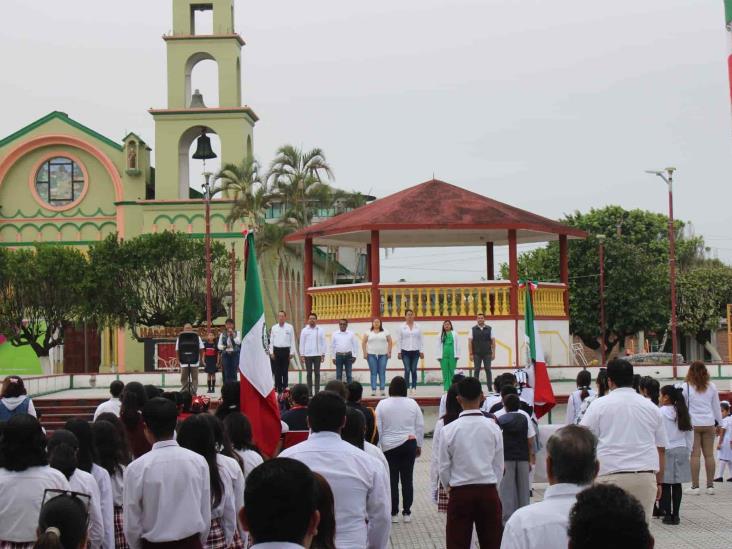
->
xmin=520 ymin=280 xmax=555 ymax=418
xmin=725 ymin=1 xmax=732 ymax=105
xmin=239 ymin=231 xmax=281 ymax=457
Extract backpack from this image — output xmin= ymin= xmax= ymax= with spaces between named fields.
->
xmin=0 ymin=397 xmax=30 ymax=421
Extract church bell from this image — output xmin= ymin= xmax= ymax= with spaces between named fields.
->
xmin=192 ymin=128 xmax=217 ymax=160
xmin=189 ymin=88 xmax=206 ymax=108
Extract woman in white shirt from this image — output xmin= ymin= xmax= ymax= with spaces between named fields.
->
xmin=430 ymin=385 xmax=462 ymax=513
xmin=575 ymin=368 xmax=609 ymax=425
xmin=565 ymin=370 xmax=594 ymax=425
xmin=362 ymin=318 xmax=393 ymax=397
xmin=35 ymin=491 xmax=90 ymax=549
xmin=92 ymin=419 xmax=129 ymax=549
xmin=224 ymin=412 xmax=264 ymax=478
xmin=375 ymin=376 xmax=424 ymax=524
xmin=0 ymin=415 xmax=69 ymax=547
xmin=658 ymin=385 xmax=693 ymax=524
xmin=682 ymin=361 xmax=723 ymax=494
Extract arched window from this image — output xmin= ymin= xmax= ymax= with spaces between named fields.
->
xmin=34 ymin=156 xmax=86 ymax=208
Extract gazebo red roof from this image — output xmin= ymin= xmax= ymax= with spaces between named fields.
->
xmin=285 ymin=179 xmax=586 ymax=247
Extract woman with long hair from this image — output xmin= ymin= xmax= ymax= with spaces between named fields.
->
xmin=436 ymin=320 xmax=460 ymax=392
xmin=311 ymin=472 xmax=336 ymax=549
xmin=0 ymin=375 xmax=37 ymax=419
xmin=565 ymin=370 xmax=594 ymax=425
xmin=659 ymin=385 xmax=693 ymax=524
xmin=362 ymin=318 xmax=392 ymax=397
xmin=177 ymin=415 xmax=235 ymax=549
xmin=92 ymin=420 xmax=129 ymax=548
xmin=119 ymin=382 xmax=151 ymax=458
xmin=641 ymin=376 xmax=660 ymax=406
xmin=430 ymin=384 xmax=462 ymax=513
xmin=575 ymin=368 xmax=609 ymax=424
xmin=223 ymin=412 xmax=263 ymax=478
xmin=215 ymin=382 xmax=241 ymax=421
xmin=34 ymin=492 xmax=90 ymax=549
xmin=95 ymin=412 xmax=132 ymax=465
xmin=682 ymin=361 xmax=723 ymax=495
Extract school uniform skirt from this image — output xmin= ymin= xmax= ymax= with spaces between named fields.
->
xmin=114 ymin=506 xmax=130 ymax=549
xmin=664 ymin=446 xmax=692 ymax=484
xmin=205 ymin=518 xmax=227 ymax=549
xmin=0 ymin=542 xmax=34 ymax=549
xmin=437 ymin=482 xmax=449 ymax=513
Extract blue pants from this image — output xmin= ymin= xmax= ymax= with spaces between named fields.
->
xmin=401 ymin=350 xmax=420 ymax=389
xmin=367 ymin=354 xmax=388 ymax=391
xmin=335 ymin=353 xmax=354 ymax=383
xmin=222 ymin=352 xmax=240 ymax=384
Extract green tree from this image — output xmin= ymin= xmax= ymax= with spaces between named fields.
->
xmin=677 ymin=262 xmax=732 ymax=361
xmin=216 ymin=157 xmax=273 ymax=228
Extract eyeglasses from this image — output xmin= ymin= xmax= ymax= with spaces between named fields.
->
xmin=42 ymin=489 xmax=92 ymax=515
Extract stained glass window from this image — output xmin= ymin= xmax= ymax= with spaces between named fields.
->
xmin=35 ymin=157 xmax=85 ymax=207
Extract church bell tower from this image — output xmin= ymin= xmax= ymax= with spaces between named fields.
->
xmin=150 ymin=0 xmax=257 ymax=199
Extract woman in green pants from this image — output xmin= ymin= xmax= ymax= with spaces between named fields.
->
xmin=436 ymin=320 xmax=460 ymax=391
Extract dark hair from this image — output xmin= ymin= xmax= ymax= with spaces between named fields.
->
xmin=370 ymin=318 xmax=384 ymax=332
xmin=180 ymin=391 xmax=193 ymax=413
xmin=341 ymin=407 xmax=366 ymax=450
xmin=308 ymin=391 xmax=346 ymax=433
xmin=92 ymin=420 xmax=126 ymax=477
xmin=277 ymin=310 xmax=286 ymax=316
xmin=109 ymin=380 xmax=124 ymax=398
xmin=388 ymin=376 xmax=408 ymax=397
xmin=451 ymin=373 xmax=466 ymax=385
xmin=640 ymin=376 xmax=660 ymax=406
xmin=144 ymin=384 xmax=163 ymax=401
xmin=576 ymin=370 xmax=592 ymax=401
xmin=632 ymin=374 xmax=642 ymax=393
xmin=142 ymin=397 xmax=178 ymax=440
xmin=722 ymin=401 xmax=731 ymax=414
xmin=547 ymin=425 xmax=597 ymax=485
xmin=686 ymin=361 xmax=710 ymax=392
xmin=504 ymin=394 xmax=520 ymax=413
xmin=223 ymin=412 xmax=261 ymax=460
xmin=291 ymin=384 xmax=310 ymax=406
xmin=199 ymin=413 xmax=244 ymax=472
xmin=225 ymin=318 xmax=235 ymax=325
xmin=178 ymin=415 xmax=224 ymax=508
xmin=324 ymin=380 xmax=348 ymax=400
xmin=458 ymin=377 xmax=482 ymax=401
xmin=35 ymin=493 xmax=89 ymax=549
xmin=442 ymin=384 xmax=463 ymax=426
xmin=244 ymin=458 xmax=317 ymax=544
xmin=404 ymin=308 xmax=414 ymax=315
xmin=493 ymin=373 xmax=504 ymax=393
xmin=63 ymin=420 xmax=95 ymax=474
xmin=607 ymin=359 xmax=634 ymax=388
xmin=568 ymin=484 xmax=652 ymax=549
xmin=94 ymin=413 xmax=131 ymax=465
xmin=440 ymin=320 xmax=454 ymax=344
xmin=477 ymin=312 xmax=485 ymax=317
xmin=47 ymin=430 xmax=79 ymax=480
xmin=2 ymin=375 xmax=27 ymax=398
xmin=312 ymin=472 xmax=336 ymax=549
xmin=0 ymin=414 xmax=47 ymax=471
xmin=660 ymin=385 xmax=692 ymax=432
xmin=346 ymin=381 xmax=363 ymax=403
xmin=120 ymin=381 xmax=148 ymax=429
xmin=500 ymin=385 xmax=518 ymax=398
xmin=215 ymin=381 xmax=241 ymax=420
xmin=308 ymin=313 xmax=318 ymax=319
xmin=596 ymin=369 xmax=609 ymax=397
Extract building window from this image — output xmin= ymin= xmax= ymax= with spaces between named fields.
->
xmin=34 ymin=157 xmax=86 ymax=207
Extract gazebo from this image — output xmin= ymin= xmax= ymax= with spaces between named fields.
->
xmin=285 ymin=179 xmax=586 ymax=370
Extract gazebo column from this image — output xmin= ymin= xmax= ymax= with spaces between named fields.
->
xmin=508 ymin=230 xmax=519 ymax=367
xmin=486 ymin=241 xmax=495 ymax=280
xmin=559 ymin=234 xmax=569 ymax=315
xmin=366 ymin=244 xmax=372 ymax=281
xmin=304 ymin=237 xmax=314 ymax=317
xmin=370 ymin=230 xmax=380 ymax=318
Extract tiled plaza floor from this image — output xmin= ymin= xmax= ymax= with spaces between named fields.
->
xmin=389 ymin=439 xmax=732 ymax=549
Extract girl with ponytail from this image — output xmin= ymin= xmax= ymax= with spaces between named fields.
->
xmin=658 ymin=385 xmax=693 ymax=525
xmin=565 ymin=370 xmax=594 ymax=424
xmin=575 ymin=368 xmax=608 ymax=424
xmin=34 ymin=493 xmax=89 ymax=549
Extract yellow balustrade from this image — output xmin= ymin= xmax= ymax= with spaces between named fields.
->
xmin=310 ymin=286 xmax=372 ymax=320
xmin=517 ymin=285 xmax=567 ymax=316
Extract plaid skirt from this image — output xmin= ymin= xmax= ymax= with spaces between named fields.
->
xmin=228 ymin=530 xmax=245 ymax=549
xmin=437 ymin=482 xmax=449 ymax=513
xmin=206 ymin=518 xmax=227 ymax=549
xmin=114 ymin=506 xmax=130 ymax=549
xmin=0 ymin=542 xmax=34 ymax=549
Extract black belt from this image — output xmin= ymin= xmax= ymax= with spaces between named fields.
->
xmin=607 ymin=470 xmax=654 ymax=475
xmin=336 ymin=352 xmax=352 ymax=356
xmin=273 ymin=346 xmax=291 ymax=351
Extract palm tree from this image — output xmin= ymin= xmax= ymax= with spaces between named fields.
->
xmin=215 ymin=157 xmax=272 ymax=228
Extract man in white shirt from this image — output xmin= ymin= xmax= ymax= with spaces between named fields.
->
xmin=93 ymin=380 xmax=124 ymax=421
xmin=299 ymin=313 xmax=326 ymax=396
xmin=123 ymin=398 xmax=211 ymax=549
xmin=218 ymin=318 xmax=242 ymax=385
xmin=501 ymin=425 xmax=599 ymax=549
xmin=397 ymin=309 xmax=423 ymax=395
xmin=176 ymin=323 xmax=204 ymax=394
xmin=331 ymin=319 xmax=359 ymax=384
xmin=580 ymin=359 xmax=667 ymax=521
xmin=269 ymin=310 xmax=295 ymax=395
xmin=241 ymin=458 xmax=320 ymax=549
xmin=280 ymin=391 xmax=391 ymax=549
xmin=439 ymin=377 xmax=504 ymax=549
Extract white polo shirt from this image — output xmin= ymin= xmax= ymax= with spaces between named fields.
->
xmin=269 ymin=322 xmax=295 ymax=352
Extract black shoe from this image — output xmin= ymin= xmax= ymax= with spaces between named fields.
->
xmin=714 ymin=477 xmax=723 ymax=483
xmin=662 ymin=515 xmax=674 ymax=525
xmin=652 ymin=506 xmax=663 ymax=518
xmin=727 ymin=478 xmax=732 ymax=482
xmin=672 ymin=516 xmax=680 ymax=525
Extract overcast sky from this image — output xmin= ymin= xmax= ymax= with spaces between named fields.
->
xmin=2 ymin=0 xmax=730 ymax=281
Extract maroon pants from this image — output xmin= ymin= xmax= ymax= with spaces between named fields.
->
xmin=141 ymin=534 xmax=203 ymax=549
xmin=446 ymin=484 xmax=502 ymax=549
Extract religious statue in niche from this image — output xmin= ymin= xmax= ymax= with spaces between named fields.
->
xmin=127 ymin=141 xmax=138 ymax=170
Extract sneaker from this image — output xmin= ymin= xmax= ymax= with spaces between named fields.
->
xmin=714 ymin=477 xmax=724 ymax=483
xmin=391 ymin=515 xmax=399 ymax=524
xmin=371 ymin=391 xmax=376 ymax=397
xmin=706 ymin=487 xmax=715 ymax=495
xmin=686 ymin=487 xmax=700 ymax=495
xmin=380 ymin=390 xmax=386 ymax=397
xmin=403 ymin=514 xmax=412 ymax=523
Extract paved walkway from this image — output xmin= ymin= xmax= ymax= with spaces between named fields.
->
xmin=389 ymin=439 xmax=732 ymax=549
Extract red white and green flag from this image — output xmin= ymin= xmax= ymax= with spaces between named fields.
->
xmin=520 ymin=280 xmax=555 ymax=418
xmin=726 ymin=1 xmax=732 ymax=105
xmin=239 ymin=230 xmax=281 ymax=457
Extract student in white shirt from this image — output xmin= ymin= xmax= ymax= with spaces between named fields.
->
xmin=92 ymin=419 xmax=129 ymax=549
xmin=224 ymin=412 xmax=265 ymax=478
xmin=0 ymin=415 xmax=70 ymax=546
xmin=35 ymin=491 xmax=90 ymax=549
xmin=342 ymin=407 xmax=390 ymax=477
xmin=269 ymin=310 xmax=295 ymax=394
xmin=375 ymin=376 xmax=424 ymax=523
xmin=299 ymin=313 xmax=327 ymax=396
xmin=501 ymin=425 xmax=599 ymax=549
xmin=430 ymin=385 xmax=462 ymax=514
xmin=177 ymin=323 xmax=205 ymax=394
xmin=330 ymin=318 xmax=359 ymax=384
xmin=681 ymin=361 xmax=723 ymax=495
xmin=575 ymin=368 xmax=609 ymax=425
xmin=362 ymin=318 xmax=393 ymax=396
xmin=580 ymin=359 xmax=667 ymax=521
xmin=280 ymin=391 xmax=391 ymax=549
xmin=240 ymin=458 xmax=320 ymax=549
xmin=438 ymin=376 xmax=504 ymax=548
xmin=396 ymin=309 xmax=424 ymax=395
xmin=93 ymin=380 xmax=124 ymax=421
xmin=124 ymin=398 xmax=211 ymax=549
xmin=565 ymin=370 xmax=594 ymax=425
xmin=716 ymin=401 xmax=732 ymax=482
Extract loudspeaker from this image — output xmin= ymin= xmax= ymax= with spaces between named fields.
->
xmin=177 ymin=332 xmax=200 ymax=364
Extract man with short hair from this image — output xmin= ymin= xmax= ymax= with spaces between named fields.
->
xmin=240 ymin=458 xmax=320 ymax=549
xmin=580 ymin=359 xmax=667 ymax=520
xmin=469 ymin=312 xmax=496 ymax=390
xmin=93 ymin=380 xmax=124 ymax=420
xmin=299 ymin=313 xmax=326 ymax=396
xmin=123 ymin=398 xmax=211 ymax=549
xmin=280 ymin=391 xmax=390 ymax=549
xmin=218 ymin=318 xmax=242 ymax=384
xmin=501 ymin=425 xmax=599 ymax=549
xmin=439 ymin=377 xmax=504 ymax=548
xmin=567 ymin=484 xmax=655 ymax=549
xmin=281 ymin=383 xmax=310 ymax=431
xmin=269 ymin=310 xmax=295 ymax=395
xmin=331 ymin=319 xmax=359 ymax=384
xmin=347 ymin=381 xmax=378 ymax=444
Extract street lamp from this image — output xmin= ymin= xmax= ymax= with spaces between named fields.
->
xmin=645 ymin=167 xmax=678 ymax=378
xmin=192 ymin=128 xmax=217 ymax=331
xmin=597 ymin=234 xmax=606 ymax=367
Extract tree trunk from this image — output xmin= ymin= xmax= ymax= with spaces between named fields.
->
xmin=703 ymin=340 xmax=722 ymax=363
xmin=39 ymin=355 xmax=53 ymax=375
